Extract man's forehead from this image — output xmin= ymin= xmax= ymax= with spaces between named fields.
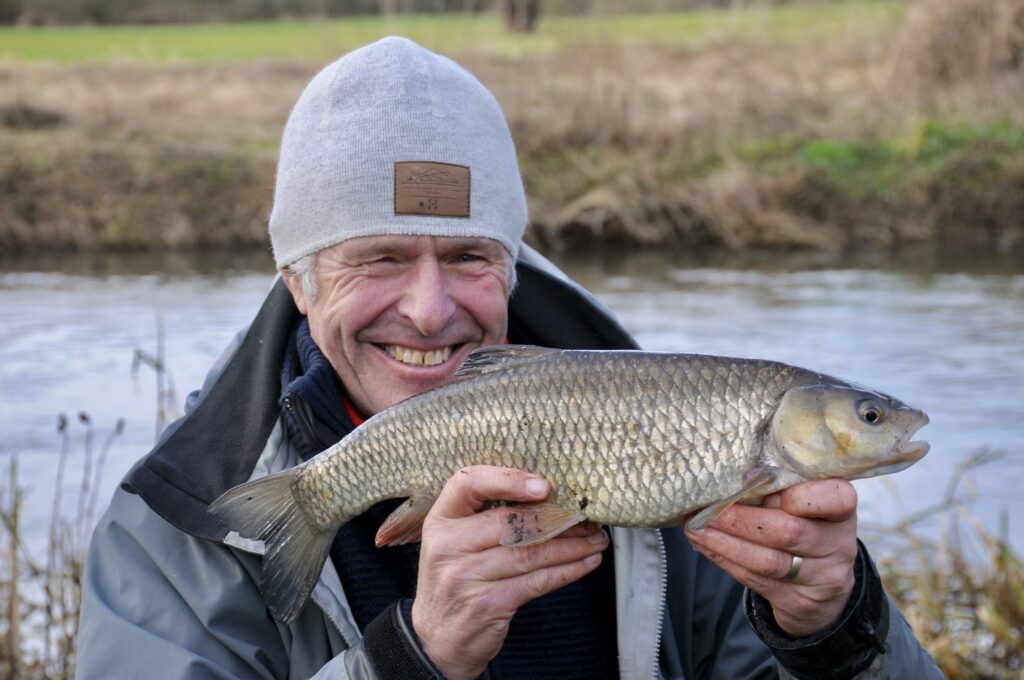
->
xmin=337 ymin=234 xmax=507 ymax=257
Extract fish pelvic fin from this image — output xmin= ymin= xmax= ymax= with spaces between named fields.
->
xmin=498 ymin=502 xmax=587 ymax=547
xmin=686 ymin=467 xmax=779 ymax=532
xmin=452 ymin=344 xmax=561 ymax=383
xmin=208 ymin=469 xmax=332 ymax=625
xmin=375 ymin=491 xmax=437 ymax=546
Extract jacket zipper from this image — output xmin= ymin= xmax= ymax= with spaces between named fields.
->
xmin=651 ymin=529 xmax=668 ymax=680
xmin=283 ymin=395 xmax=319 ymax=451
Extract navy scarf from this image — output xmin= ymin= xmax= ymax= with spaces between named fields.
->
xmin=280 ymin=318 xmax=619 ymax=679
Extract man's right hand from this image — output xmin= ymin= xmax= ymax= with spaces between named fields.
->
xmin=410 ymin=465 xmax=609 ymax=680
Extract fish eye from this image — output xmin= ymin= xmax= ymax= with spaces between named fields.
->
xmin=857 ymin=399 xmax=886 ymax=425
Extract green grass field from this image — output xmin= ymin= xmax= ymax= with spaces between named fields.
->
xmin=0 ymin=2 xmax=905 ymax=62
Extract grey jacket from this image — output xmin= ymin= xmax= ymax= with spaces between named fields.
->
xmin=77 ymin=249 xmax=942 ymax=680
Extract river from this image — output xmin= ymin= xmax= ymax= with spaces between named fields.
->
xmin=1 ymin=247 xmax=1022 ymax=556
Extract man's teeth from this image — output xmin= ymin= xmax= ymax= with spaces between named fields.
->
xmin=385 ymin=345 xmax=453 ymax=367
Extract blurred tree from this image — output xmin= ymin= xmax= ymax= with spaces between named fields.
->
xmin=504 ymin=0 xmax=539 ymax=31
xmin=0 ymin=0 xmax=20 ymax=23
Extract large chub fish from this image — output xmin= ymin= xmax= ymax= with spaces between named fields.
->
xmin=209 ymin=345 xmax=929 ymax=623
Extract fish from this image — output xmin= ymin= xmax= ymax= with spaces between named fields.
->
xmin=209 ymin=345 xmax=930 ymax=623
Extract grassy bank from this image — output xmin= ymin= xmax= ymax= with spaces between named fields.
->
xmin=1 ymin=0 xmax=1022 ymax=256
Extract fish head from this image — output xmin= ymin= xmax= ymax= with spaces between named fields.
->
xmin=770 ymin=383 xmax=930 ymax=480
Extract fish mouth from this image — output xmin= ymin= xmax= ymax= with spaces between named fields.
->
xmin=895 ymin=409 xmax=930 ymax=462
xmin=889 ymin=408 xmax=930 ymax=463
xmin=377 ymin=343 xmax=459 ymax=368
xmin=896 ymin=439 xmax=930 ymax=460
xmin=859 ymin=424 xmax=930 ymax=478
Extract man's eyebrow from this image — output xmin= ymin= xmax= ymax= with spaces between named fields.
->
xmin=439 ymin=238 xmax=505 ymax=254
xmin=343 ymin=241 xmax=411 ymax=259
xmin=342 ymin=237 xmax=504 ymax=261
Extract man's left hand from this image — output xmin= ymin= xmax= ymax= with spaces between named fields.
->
xmin=684 ymin=479 xmax=859 ymax=638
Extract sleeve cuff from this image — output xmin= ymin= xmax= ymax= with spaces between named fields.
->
xmin=363 ymin=600 xmax=446 ymax=680
xmin=745 ymin=539 xmax=889 ymax=680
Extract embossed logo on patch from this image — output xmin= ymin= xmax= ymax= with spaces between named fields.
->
xmin=394 ymin=161 xmax=470 ymax=218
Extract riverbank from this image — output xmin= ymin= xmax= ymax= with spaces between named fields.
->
xmin=1 ymin=0 xmax=1022 ymax=255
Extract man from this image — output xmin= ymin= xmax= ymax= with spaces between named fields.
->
xmin=77 ymin=37 xmax=941 ymax=679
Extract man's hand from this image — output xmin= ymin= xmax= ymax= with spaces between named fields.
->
xmin=685 ymin=479 xmax=859 ymax=638
xmin=411 ymin=465 xmax=608 ymax=680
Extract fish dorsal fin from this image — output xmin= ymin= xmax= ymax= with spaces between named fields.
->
xmin=452 ymin=344 xmax=561 ymax=383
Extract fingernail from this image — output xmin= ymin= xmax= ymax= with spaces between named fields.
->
xmin=585 ymin=553 xmax=602 ymax=566
xmin=525 ymin=478 xmax=548 ymax=496
xmin=588 ymin=529 xmax=608 ymax=545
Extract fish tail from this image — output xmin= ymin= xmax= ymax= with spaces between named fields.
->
xmin=209 ymin=469 xmax=332 ymax=625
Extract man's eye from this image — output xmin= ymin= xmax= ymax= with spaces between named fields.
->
xmin=453 ymin=253 xmax=483 ymax=263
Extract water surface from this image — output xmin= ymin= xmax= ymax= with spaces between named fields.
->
xmin=2 ymin=248 xmax=1021 ymax=554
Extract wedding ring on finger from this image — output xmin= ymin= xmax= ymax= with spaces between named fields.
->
xmin=782 ymin=554 xmax=803 ymax=582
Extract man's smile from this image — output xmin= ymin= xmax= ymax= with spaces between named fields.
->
xmin=380 ymin=343 xmax=457 ymax=367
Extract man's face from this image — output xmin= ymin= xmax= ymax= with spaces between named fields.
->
xmin=284 ymin=235 xmax=512 ymax=416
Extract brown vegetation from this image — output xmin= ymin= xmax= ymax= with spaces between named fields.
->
xmin=862 ymin=451 xmax=1024 ymax=679
xmin=1 ymin=416 xmax=123 ymax=680
xmin=1 ymin=1 xmax=1023 ymax=257
xmin=0 ymin=62 xmax=300 ymax=254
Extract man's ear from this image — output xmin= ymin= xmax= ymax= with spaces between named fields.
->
xmin=281 ymin=269 xmax=311 ymax=315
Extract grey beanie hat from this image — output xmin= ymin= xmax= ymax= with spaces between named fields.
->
xmin=269 ymin=37 xmax=527 ymax=269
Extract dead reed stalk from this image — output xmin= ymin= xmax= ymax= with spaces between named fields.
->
xmin=0 ymin=415 xmax=123 ymax=680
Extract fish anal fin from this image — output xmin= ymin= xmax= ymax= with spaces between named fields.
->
xmin=686 ymin=467 xmax=779 ymax=532
xmin=498 ymin=502 xmax=586 ymax=547
xmin=376 ymin=492 xmax=436 ymax=546
xmin=452 ymin=345 xmax=560 ymax=383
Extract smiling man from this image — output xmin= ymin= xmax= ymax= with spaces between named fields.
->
xmin=284 ymin=235 xmax=513 ymax=416
xmin=77 ymin=37 xmax=940 ymax=680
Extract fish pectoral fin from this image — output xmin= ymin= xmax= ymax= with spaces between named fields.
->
xmin=686 ymin=467 xmax=779 ymax=532
xmin=375 ymin=493 xmax=437 ymax=546
xmin=498 ymin=502 xmax=587 ymax=547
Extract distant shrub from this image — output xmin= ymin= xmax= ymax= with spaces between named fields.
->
xmin=897 ymin=0 xmax=1024 ymax=83
xmin=0 ymin=0 xmax=20 ymax=24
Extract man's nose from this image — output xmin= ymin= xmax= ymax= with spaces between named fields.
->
xmin=397 ymin=259 xmax=456 ymax=337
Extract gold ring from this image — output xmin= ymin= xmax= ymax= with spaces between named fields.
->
xmin=783 ymin=554 xmax=803 ymax=581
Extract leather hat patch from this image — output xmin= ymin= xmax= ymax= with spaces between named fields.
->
xmin=394 ymin=161 xmax=470 ymax=218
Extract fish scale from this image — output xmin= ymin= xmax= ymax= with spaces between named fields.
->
xmin=210 ymin=344 xmax=930 ymax=624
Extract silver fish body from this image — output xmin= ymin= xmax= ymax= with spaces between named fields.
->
xmin=307 ymin=350 xmax=825 ymax=527
xmin=210 ymin=345 xmax=929 ymax=623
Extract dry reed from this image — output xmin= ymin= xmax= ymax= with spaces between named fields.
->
xmin=861 ymin=450 xmax=1024 ymax=680
xmin=0 ymin=415 xmax=123 ymax=680
xmin=0 ymin=331 xmax=174 ymax=679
